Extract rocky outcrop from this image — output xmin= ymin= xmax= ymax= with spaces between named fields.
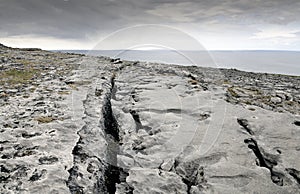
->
xmin=1 ymin=44 xmax=299 ymax=193
xmin=222 ymin=69 xmax=300 ymax=114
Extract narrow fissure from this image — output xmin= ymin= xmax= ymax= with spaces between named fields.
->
xmin=119 ymin=168 xmax=134 ymax=194
xmin=244 ymin=138 xmax=285 ymax=186
xmin=237 ymin=118 xmax=254 ymax=135
xmin=105 ymin=71 xmax=136 ymax=194
xmin=286 ymin=168 xmax=300 ymax=185
xmin=102 ymin=75 xmax=121 ymax=194
xmin=66 ymin=73 xmax=123 ymax=194
xmin=172 ymin=159 xmax=206 ymax=194
xmin=67 ymin=123 xmax=108 ymax=193
xmin=66 ymin=135 xmax=85 ymax=194
xmin=182 ymin=178 xmax=192 ymax=194
xmin=129 ymin=109 xmax=143 ymax=132
xmin=103 ymin=76 xmax=119 ymax=141
xmin=294 ymin=121 xmax=300 ymax=126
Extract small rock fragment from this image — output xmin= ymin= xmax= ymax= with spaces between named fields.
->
xmin=39 ymin=156 xmax=59 ymax=165
xmin=271 ymin=97 xmax=282 ymax=104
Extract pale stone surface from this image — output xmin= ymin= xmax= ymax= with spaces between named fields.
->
xmin=1 ymin=44 xmax=299 ymax=193
xmin=113 ymin=63 xmax=300 ymax=193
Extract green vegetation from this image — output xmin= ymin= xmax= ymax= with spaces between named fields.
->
xmin=227 ymin=87 xmax=239 ymax=97
xmin=35 ymin=116 xmax=55 ymax=123
xmin=0 ymin=68 xmax=39 ymax=85
xmin=58 ymin=91 xmax=71 ymax=95
xmin=15 ymin=59 xmax=33 ymax=66
xmin=223 ymin=80 xmax=231 ymax=84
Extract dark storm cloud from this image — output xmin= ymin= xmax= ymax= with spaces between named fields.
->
xmin=0 ymin=0 xmax=299 ymax=39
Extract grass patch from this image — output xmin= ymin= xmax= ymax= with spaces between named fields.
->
xmin=67 ymin=84 xmax=79 ymax=90
xmin=75 ymin=80 xmax=92 ymax=86
xmin=227 ymin=87 xmax=239 ymax=97
xmin=35 ymin=116 xmax=56 ymax=123
xmin=223 ymin=80 xmax=231 ymax=84
xmin=259 ymin=95 xmax=272 ymax=106
xmin=0 ymin=68 xmax=39 ymax=85
xmin=58 ymin=91 xmax=71 ymax=95
xmin=244 ymin=100 xmax=252 ymax=105
xmin=285 ymin=101 xmax=295 ymax=106
xmin=29 ymin=87 xmax=36 ymax=92
xmin=188 ymin=79 xmax=198 ymax=85
xmin=15 ymin=59 xmax=33 ymax=66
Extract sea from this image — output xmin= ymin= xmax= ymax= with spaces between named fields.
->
xmin=54 ymin=50 xmax=300 ymax=76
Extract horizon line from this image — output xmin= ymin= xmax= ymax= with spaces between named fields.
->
xmin=50 ymin=49 xmax=300 ymax=52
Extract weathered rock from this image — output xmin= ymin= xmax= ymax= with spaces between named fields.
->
xmin=0 ymin=44 xmax=299 ymax=193
xmin=38 ymin=156 xmax=59 ymax=165
xmin=271 ymin=97 xmax=282 ymax=104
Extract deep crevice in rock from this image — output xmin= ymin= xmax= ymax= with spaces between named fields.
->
xmin=65 ymin=127 xmax=82 ymax=192
xmin=129 ymin=109 xmax=143 ymax=132
xmin=244 ymin=138 xmax=285 ymax=186
xmin=173 ymin=158 xmax=207 ymax=194
xmin=237 ymin=118 xmax=254 ymax=135
xmin=66 ymin=74 xmax=122 ymax=194
xmin=118 ymin=168 xmax=134 ymax=194
xmin=103 ymin=75 xmax=119 ymax=141
xmin=67 ymin=165 xmax=84 ymax=194
xmin=286 ymin=168 xmax=300 ymax=185
xmin=66 ymin=126 xmax=108 ymax=194
xmin=294 ymin=121 xmax=300 ymax=126
xmin=102 ymin=75 xmax=121 ymax=194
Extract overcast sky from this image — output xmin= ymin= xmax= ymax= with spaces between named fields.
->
xmin=0 ymin=0 xmax=300 ymax=50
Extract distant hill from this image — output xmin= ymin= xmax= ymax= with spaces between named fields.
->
xmin=0 ymin=43 xmax=41 ymax=51
xmin=0 ymin=43 xmax=9 ymax=48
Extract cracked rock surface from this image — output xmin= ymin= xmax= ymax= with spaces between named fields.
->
xmin=1 ymin=44 xmax=300 ymax=193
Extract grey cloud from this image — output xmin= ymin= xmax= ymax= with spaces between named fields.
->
xmin=0 ymin=0 xmax=299 ymax=40
xmin=0 ymin=0 xmax=160 ymax=39
xmin=147 ymin=0 xmax=300 ymax=25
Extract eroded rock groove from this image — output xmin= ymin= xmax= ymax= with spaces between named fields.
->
xmin=244 ymin=138 xmax=285 ymax=186
xmin=102 ymin=75 xmax=121 ymax=194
